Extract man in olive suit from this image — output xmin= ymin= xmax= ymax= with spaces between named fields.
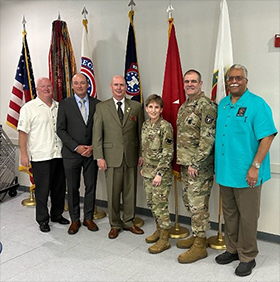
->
xmin=93 ymin=75 xmax=144 ymax=239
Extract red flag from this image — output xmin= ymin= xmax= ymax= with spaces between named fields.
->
xmin=161 ymin=18 xmax=186 ymax=177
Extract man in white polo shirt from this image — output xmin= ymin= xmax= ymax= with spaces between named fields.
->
xmin=18 ymin=77 xmax=69 ymax=232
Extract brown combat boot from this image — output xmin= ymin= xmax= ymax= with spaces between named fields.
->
xmin=177 ymin=235 xmax=209 ymax=249
xmin=148 ymin=229 xmax=170 ymax=254
xmin=176 ymin=235 xmax=195 ymax=249
xmin=178 ymin=237 xmax=207 ymax=263
xmin=145 ymin=222 xmax=160 ymax=243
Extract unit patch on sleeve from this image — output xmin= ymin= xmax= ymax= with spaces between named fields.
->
xmin=205 ymin=115 xmax=215 ymax=124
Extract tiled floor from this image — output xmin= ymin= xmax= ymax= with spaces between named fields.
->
xmin=0 ymin=191 xmax=279 ymax=282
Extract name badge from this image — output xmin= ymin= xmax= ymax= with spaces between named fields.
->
xmin=236 ymin=107 xmax=247 ymax=117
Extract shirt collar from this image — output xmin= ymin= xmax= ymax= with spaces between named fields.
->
xmin=113 ymin=97 xmax=125 ymax=106
xmin=36 ymin=97 xmax=56 ymax=108
xmin=187 ymin=91 xmax=204 ymax=103
xmin=229 ymin=88 xmax=250 ymax=106
xmin=74 ymin=94 xmax=88 ymax=103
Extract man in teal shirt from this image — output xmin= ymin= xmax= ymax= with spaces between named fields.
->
xmin=215 ymin=64 xmax=277 ymax=277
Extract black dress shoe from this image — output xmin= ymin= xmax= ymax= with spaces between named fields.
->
xmin=39 ymin=223 xmax=50 ymax=233
xmin=235 ymin=259 xmax=256 ymax=277
xmin=215 ymin=251 xmax=239 ymax=264
xmin=51 ymin=216 xmax=70 ymax=225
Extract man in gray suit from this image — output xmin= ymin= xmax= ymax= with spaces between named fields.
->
xmin=93 ymin=75 xmax=144 ymax=239
xmin=57 ymin=73 xmax=100 ymax=235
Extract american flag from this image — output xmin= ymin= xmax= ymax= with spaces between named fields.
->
xmin=6 ymin=31 xmax=36 ymax=130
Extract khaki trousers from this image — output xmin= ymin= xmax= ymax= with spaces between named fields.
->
xmin=105 ymin=159 xmax=137 ymax=229
xmin=220 ymin=184 xmax=262 ymax=262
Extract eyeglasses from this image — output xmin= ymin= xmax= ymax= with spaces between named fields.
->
xmin=226 ymin=76 xmax=246 ymax=82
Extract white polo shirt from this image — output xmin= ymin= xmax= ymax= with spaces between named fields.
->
xmin=17 ymin=97 xmax=63 ymax=161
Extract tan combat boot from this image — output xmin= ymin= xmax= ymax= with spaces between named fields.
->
xmin=176 ymin=235 xmax=195 ymax=249
xmin=178 ymin=237 xmax=207 ymax=263
xmin=177 ymin=235 xmax=209 ymax=249
xmin=145 ymin=222 xmax=160 ymax=243
xmin=148 ymin=229 xmax=170 ymax=254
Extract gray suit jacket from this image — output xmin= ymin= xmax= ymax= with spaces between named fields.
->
xmin=57 ymin=95 xmax=100 ymax=159
xmin=93 ymin=98 xmax=144 ymax=167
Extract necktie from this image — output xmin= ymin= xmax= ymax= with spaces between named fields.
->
xmin=80 ymin=99 xmax=87 ymax=123
xmin=117 ymin=101 xmax=124 ymax=124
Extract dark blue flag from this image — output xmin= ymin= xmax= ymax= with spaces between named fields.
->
xmin=124 ymin=10 xmax=142 ymax=104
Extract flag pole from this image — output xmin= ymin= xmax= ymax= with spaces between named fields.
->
xmin=169 ymin=175 xmax=189 ymax=239
xmin=208 ymin=0 xmax=232 ymax=250
xmin=207 ymin=189 xmax=226 ymax=249
xmin=80 ymin=5 xmax=106 ymax=219
xmin=125 ymin=0 xmax=144 ymax=228
xmin=163 ymin=3 xmax=189 ymax=239
xmin=19 ymin=15 xmax=36 ymax=207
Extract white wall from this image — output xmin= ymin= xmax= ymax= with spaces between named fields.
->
xmin=1 ymin=0 xmax=279 ymax=236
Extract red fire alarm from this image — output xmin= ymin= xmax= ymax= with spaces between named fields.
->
xmin=275 ymin=34 xmax=280 ymax=47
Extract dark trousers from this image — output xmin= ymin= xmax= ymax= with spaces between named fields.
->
xmin=63 ymin=157 xmax=98 ymax=222
xmin=31 ymin=158 xmax=66 ymax=224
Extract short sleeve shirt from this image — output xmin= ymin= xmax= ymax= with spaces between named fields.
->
xmin=215 ymin=89 xmax=278 ymax=188
xmin=17 ymin=97 xmax=63 ymax=161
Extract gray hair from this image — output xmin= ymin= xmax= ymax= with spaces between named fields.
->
xmin=227 ymin=64 xmax=248 ymax=78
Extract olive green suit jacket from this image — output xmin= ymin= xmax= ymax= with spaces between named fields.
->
xmin=93 ymin=98 xmax=144 ymax=167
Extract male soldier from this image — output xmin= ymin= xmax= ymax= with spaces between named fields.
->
xmin=176 ymin=69 xmax=217 ymax=263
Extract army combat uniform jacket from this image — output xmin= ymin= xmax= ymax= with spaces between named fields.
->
xmin=141 ymin=117 xmax=174 ymax=179
xmin=177 ymin=92 xmax=217 ymax=179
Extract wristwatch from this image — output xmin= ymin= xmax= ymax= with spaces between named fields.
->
xmin=252 ymin=162 xmax=260 ymax=169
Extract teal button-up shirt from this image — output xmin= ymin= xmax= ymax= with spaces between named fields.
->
xmin=215 ymin=89 xmax=277 ymax=188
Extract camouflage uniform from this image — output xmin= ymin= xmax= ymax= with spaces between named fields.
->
xmin=177 ymin=91 xmax=217 ymax=238
xmin=141 ymin=117 xmax=174 ymax=230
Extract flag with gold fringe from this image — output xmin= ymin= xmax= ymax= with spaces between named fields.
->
xmin=211 ymin=0 xmax=233 ymax=103
xmin=124 ymin=10 xmax=142 ymax=104
xmin=6 ymin=27 xmax=36 ymax=191
xmin=161 ymin=18 xmax=186 ymax=177
xmin=49 ymin=20 xmax=77 ymax=101
xmin=6 ymin=30 xmax=36 ymax=130
xmin=81 ymin=18 xmax=97 ymax=98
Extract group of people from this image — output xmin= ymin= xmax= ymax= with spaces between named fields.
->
xmin=17 ymin=64 xmax=277 ymax=277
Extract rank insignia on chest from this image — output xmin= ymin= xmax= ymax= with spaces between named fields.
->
xmin=236 ymin=107 xmax=247 ymax=117
xmin=205 ymin=115 xmax=214 ymax=124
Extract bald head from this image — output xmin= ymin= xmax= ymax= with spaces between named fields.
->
xmin=110 ymin=75 xmax=126 ymax=101
xmin=71 ymin=73 xmax=89 ymax=98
